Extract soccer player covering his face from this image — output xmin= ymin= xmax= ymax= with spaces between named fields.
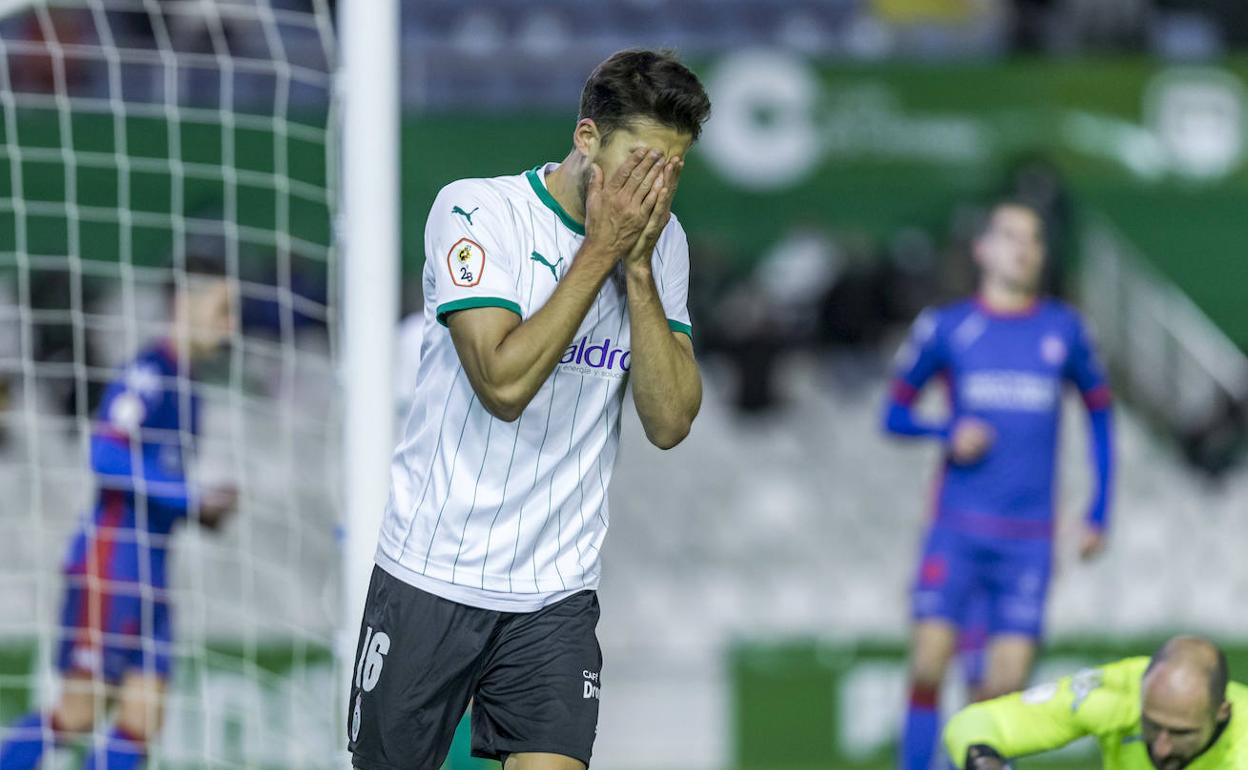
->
xmin=883 ymin=201 xmax=1116 ymax=770
xmin=946 ymin=636 xmax=1248 ymax=770
xmin=347 ymin=50 xmax=710 ymax=770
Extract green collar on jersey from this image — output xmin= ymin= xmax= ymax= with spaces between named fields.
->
xmin=526 ymin=165 xmax=585 ymax=236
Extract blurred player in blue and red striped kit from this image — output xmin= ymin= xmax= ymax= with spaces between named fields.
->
xmin=882 ymin=200 xmax=1115 ymax=770
xmin=0 ymin=255 xmax=238 ymax=770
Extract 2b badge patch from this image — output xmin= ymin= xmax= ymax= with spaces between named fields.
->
xmin=447 ymin=237 xmax=486 ymax=287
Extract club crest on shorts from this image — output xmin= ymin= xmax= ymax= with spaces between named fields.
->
xmin=447 ymin=237 xmax=485 ymax=288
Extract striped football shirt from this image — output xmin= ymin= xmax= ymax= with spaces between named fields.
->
xmin=375 ymin=162 xmax=692 ymax=611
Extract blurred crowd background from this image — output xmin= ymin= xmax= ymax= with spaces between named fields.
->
xmin=2 ymin=1 xmax=1248 ymax=768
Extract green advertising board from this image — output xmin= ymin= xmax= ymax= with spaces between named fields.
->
xmin=404 ymin=56 xmax=1248 ymax=348
xmin=4 ymin=56 xmax=1247 ymax=346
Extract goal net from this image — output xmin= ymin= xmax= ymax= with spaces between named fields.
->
xmin=0 ymin=1 xmax=340 ymax=767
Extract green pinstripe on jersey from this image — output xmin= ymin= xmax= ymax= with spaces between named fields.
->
xmin=449 ymin=408 xmax=495 ymax=582
xmin=480 ymin=414 xmax=524 ymax=592
xmin=421 ymin=393 xmax=480 ymax=570
xmin=398 ymin=368 xmax=463 ymax=556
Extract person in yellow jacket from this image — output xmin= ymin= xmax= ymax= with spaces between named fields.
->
xmin=945 ymin=636 xmax=1248 ymax=770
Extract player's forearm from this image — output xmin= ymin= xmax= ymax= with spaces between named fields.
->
xmin=1085 ymin=405 xmax=1114 ymax=529
xmin=462 ymin=241 xmax=616 ymax=421
xmin=883 ymin=398 xmax=951 ymax=440
xmin=944 ymin=687 xmax=1086 ymax=764
xmin=625 ymin=265 xmax=701 ymax=449
xmin=90 ymin=433 xmax=191 ymax=510
xmin=945 ymin=705 xmax=1012 ymax=768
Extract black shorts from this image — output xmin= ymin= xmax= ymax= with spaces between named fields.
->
xmin=347 ymin=565 xmax=603 ymax=770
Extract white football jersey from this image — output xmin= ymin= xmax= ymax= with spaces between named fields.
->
xmin=376 ymin=163 xmax=692 ymax=611
xmin=393 ymin=313 xmax=426 ymax=422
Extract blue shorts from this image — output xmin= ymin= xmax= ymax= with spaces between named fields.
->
xmin=957 ymin=593 xmax=990 ymax=687
xmin=911 ymin=526 xmax=1052 ymax=640
xmin=56 ymin=573 xmax=173 ymax=684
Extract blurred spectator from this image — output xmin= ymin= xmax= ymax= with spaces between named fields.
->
xmin=1012 ymin=0 xmax=1152 ymax=52
xmin=810 ymin=232 xmax=878 ymax=346
xmin=1199 ymin=0 xmax=1248 ymax=45
xmin=1179 ymin=393 xmax=1248 ymax=478
xmin=756 ymin=225 xmax=842 ymax=342
xmin=686 ymin=235 xmax=736 ymax=350
xmin=28 ymin=268 xmax=107 ymax=421
xmin=9 ymin=8 xmax=92 ymax=93
xmin=239 ymin=253 xmax=330 ymax=336
xmin=714 ymin=282 xmax=784 ymax=413
xmin=881 ymin=227 xmax=943 ymax=323
xmin=159 ymin=0 xmax=248 ymax=54
xmin=1063 ymin=0 xmax=1152 ymax=50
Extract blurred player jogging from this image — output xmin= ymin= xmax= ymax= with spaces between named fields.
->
xmin=347 ymin=49 xmax=709 ymax=770
xmin=882 ymin=201 xmax=1116 ymax=770
xmin=0 ymin=255 xmax=239 ymax=770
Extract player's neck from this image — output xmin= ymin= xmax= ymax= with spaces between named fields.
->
xmin=544 ymin=153 xmax=587 ymax=226
xmin=977 ymin=281 xmax=1038 ymax=316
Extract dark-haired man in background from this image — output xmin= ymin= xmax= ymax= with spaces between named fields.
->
xmin=0 ymin=255 xmax=238 ymax=770
xmin=347 ymin=50 xmax=710 ymax=770
xmin=946 ymin=635 xmax=1248 ymax=770
xmin=882 ymin=200 xmax=1116 ymax=770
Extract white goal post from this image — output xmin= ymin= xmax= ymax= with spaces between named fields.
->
xmin=336 ymin=0 xmax=400 ymax=725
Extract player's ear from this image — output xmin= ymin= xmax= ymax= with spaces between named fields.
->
xmin=572 ymin=119 xmax=601 ymax=160
xmin=970 ymin=236 xmax=988 ymax=270
xmin=1217 ymin=699 xmax=1231 ymax=723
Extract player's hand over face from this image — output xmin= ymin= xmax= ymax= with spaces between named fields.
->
xmin=949 ymin=417 xmax=994 ymax=464
xmin=625 ymin=156 xmax=682 ymax=269
xmin=584 ymin=149 xmax=666 ymax=262
xmin=197 ymin=483 xmax=238 ymax=531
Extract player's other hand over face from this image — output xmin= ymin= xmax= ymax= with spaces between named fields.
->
xmin=584 ymin=148 xmax=666 ymax=261
xmin=196 ymin=484 xmax=239 ymax=531
xmin=949 ymin=417 xmax=995 ymax=465
xmin=625 ymin=156 xmax=682 ymax=269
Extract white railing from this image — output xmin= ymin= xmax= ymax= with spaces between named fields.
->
xmin=1080 ymin=220 xmax=1248 ymax=432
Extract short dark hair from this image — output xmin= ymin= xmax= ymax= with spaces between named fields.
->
xmin=184 ymin=252 xmax=228 ymax=280
xmin=579 ymin=49 xmax=711 ymax=143
xmin=165 ymin=252 xmax=228 ymax=298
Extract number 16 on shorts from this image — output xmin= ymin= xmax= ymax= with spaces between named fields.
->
xmin=351 ymin=626 xmax=390 ymax=743
xmin=355 ymin=626 xmax=390 ymax=692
